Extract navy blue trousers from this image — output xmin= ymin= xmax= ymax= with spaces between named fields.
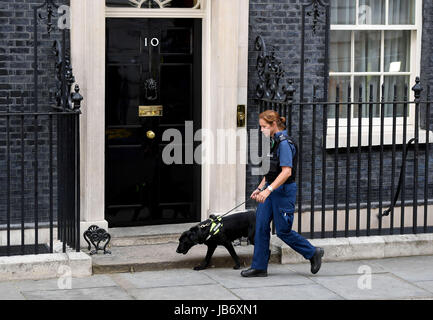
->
xmin=251 ymin=182 xmax=316 ymax=271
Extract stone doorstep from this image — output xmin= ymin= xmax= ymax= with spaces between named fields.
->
xmin=91 ymin=243 xmax=280 ymax=275
xmin=0 ymin=251 xmax=92 ymax=282
xmin=271 ymin=233 xmax=433 ymax=264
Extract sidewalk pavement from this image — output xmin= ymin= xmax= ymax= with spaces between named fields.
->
xmin=1 ymin=255 xmax=433 ymax=300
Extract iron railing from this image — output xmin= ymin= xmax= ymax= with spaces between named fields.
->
xmin=0 ymin=0 xmax=82 ymax=256
xmin=253 ymin=0 xmax=432 ymax=239
xmin=256 ymin=79 xmax=433 ymax=239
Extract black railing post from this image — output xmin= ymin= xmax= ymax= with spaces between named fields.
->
xmin=49 ymin=112 xmax=54 ymax=253
xmin=298 ymin=93 xmax=304 ymax=236
xmin=401 ymin=84 xmax=408 ymax=234
xmin=379 ymin=84 xmax=385 ymax=234
xmin=21 ymin=102 xmax=25 ymax=255
xmin=6 ymin=93 xmax=11 ymax=256
xmin=391 ymin=85 xmax=397 ymax=234
xmin=425 ymin=86 xmax=431 ymax=233
xmin=356 ymin=86 xmax=363 ymax=237
xmin=345 ymin=85 xmax=351 ymax=238
xmin=71 ymin=85 xmax=83 ymax=251
xmin=322 ymin=96 xmax=328 ymax=238
xmin=333 ymin=86 xmax=340 ymax=238
xmin=412 ymin=77 xmax=422 ymax=234
xmin=367 ymin=84 xmax=373 ymax=236
xmin=311 ymin=86 xmax=317 ymax=239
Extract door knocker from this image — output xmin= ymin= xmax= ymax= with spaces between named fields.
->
xmin=144 ymin=78 xmax=158 ymax=101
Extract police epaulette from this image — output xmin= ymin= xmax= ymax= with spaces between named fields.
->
xmin=278 ymin=134 xmax=295 ymax=145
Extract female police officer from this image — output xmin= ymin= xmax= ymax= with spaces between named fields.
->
xmin=241 ymin=110 xmax=324 ymax=277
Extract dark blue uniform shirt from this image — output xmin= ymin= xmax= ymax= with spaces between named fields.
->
xmin=274 ymin=130 xmax=296 ymax=168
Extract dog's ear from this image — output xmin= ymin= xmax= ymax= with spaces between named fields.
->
xmin=190 ymin=225 xmax=199 ymax=233
xmin=188 ymin=229 xmax=199 ymax=243
xmin=179 ymin=230 xmax=188 ymax=240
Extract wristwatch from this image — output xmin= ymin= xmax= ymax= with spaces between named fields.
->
xmin=257 ymin=186 xmax=266 ymax=192
xmin=267 ymin=185 xmax=273 ymax=192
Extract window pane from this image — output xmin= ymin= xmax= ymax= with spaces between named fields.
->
xmin=328 ymin=77 xmax=350 ymax=119
xmin=106 ymin=0 xmax=199 ymax=8
xmin=353 ymin=76 xmax=380 ymax=118
xmin=330 ymin=31 xmax=351 ymax=72
xmin=389 ymin=0 xmax=415 ymax=24
xmin=331 ymin=0 xmax=355 ymax=25
xmin=384 ymin=31 xmax=411 ymax=72
xmin=383 ymin=75 xmax=409 ymax=117
xmin=355 ymin=31 xmax=381 ymax=72
xmin=358 ymin=0 xmax=385 ymax=24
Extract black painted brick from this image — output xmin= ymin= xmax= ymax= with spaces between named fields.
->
xmin=0 ymin=0 xmax=69 ymax=226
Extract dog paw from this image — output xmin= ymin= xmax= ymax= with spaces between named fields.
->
xmin=233 ymin=264 xmax=241 ymax=270
xmin=193 ymin=265 xmax=206 ymax=271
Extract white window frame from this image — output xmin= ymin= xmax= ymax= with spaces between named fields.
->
xmin=105 ymin=0 xmax=205 ymax=17
xmin=326 ymin=0 xmax=429 ymax=148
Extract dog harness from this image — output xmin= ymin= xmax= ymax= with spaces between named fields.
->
xmin=264 ymin=133 xmax=298 ymax=184
xmin=203 ymin=215 xmax=223 ymax=241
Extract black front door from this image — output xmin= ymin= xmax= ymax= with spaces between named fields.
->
xmin=105 ymin=18 xmax=202 ymax=227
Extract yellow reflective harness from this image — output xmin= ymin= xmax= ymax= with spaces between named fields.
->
xmin=205 ymin=215 xmax=223 ymax=241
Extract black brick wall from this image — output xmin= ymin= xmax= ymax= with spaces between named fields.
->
xmin=246 ymin=0 xmax=433 ymax=219
xmin=0 ymin=0 xmax=69 ymax=227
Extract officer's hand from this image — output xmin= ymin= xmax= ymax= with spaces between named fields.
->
xmin=256 ymin=190 xmax=271 ymax=203
xmin=251 ymin=189 xmax=260 ymax=200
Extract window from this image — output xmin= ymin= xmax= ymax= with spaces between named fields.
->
xmin=327 ymin=0 xmax=423 ymax=147
xmin=106 ymin=0 xmax=201 ymax=9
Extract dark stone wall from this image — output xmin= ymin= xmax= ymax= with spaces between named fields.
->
xmin=0 ymin=0 xmax=70 ymax=227
xmin=246 ymin=0 xmax=433 ymax=232
xmin=421 ymin=0 xmax=433 ymax=99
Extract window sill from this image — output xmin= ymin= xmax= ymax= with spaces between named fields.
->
xmin=326 ymin=126 xmax=433 ymax=149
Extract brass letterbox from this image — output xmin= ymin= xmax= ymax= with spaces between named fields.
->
xmin=139 ymin=105 xmax=163 ymax=117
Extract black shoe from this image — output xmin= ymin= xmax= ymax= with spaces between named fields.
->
xmin=241 ymin=268 xmax=268 ymax=277
xmin=310 ymin=247 xmax=324 ymax=274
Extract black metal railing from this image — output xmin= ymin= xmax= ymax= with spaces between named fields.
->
xmin=255 ymin=78 xmax=433 ymax=239
xmin=0 ymin=0 xmax=82 ymax=256
xmin=0 ymin=106 xmax=81 ymax=256
xmin=252 ymin=0 xmax=432 ymax=239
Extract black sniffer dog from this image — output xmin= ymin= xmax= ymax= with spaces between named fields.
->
xmin=176 ymin=212 xmax=256 ymax=270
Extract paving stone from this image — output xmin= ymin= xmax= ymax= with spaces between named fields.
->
xmin=21 ymin=287 xmax=133 ymax=300
xmin=116 ymin=268 xmax=216 ymax=288
xmin=232 ymin=283 xmax=343 ymax=300
xmin=13 ymin=275 xmax=117 ymax=292
xmin=413 ymin=280 xmax=433 ymax=294
xmin=372 ymin=255 xmax=433 ymax=282
xmin=129 ymin=284 xmax=240 ymax=300
xmin=286 ymin=259 xmax=387 ymax=277
xmin=0 ymin=282 xmax=25 ymax=300
xmin=313 ymin=273 xmax=433 ymax=300
xmin=202 ymin=264 xmax=315 ymax=289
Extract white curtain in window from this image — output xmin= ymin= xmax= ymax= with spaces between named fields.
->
xmin=355 ymin=31 xmax=381 ymax=72
xmin=331 ymin=0 xmax=355 ymax=24
xmin=330 ymin=31 xmax=351 ymax=72
xmin=384 ymin=31 xmax=410 ymax=72
xmin=389 ymin=0 xmax=415 ymax=24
